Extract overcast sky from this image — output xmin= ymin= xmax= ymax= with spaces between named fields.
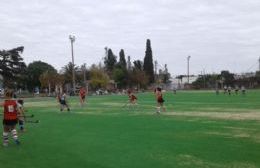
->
xmin=1 ymin=0 xmax=260 ymax=76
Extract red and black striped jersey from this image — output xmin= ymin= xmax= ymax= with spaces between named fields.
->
xmin=3 ymin=100 xmax=18 ymax=120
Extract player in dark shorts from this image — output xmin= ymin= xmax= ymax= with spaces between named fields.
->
xmin=216 ymin=87 xmax=220 ymax=95
xmin=57 ymin=92 xmax=70 ymax=112
xmin=1 ymin=89 xmax=21 ymax=146
xmin=235 ymin=85 xmax=239 ymax=95
xmin=223 ymin=86 xmax=227 ymax=94
xmin=155 ymin=87 xmax=166 ymax=114
xmin=17 ymin=99 xmax=25 ymax=132
xmin=241 ymin=86 xmax=246 ymax=95
xmin=228 ymin=86 xmax=232 ymax=95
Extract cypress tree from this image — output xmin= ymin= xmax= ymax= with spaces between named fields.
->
xmin=104 ymin=48 xmax=117 ymax=72
xmin=118 ymin=49 xmax=127 ymax=70
xmin=143 ymin=39 xmax=154 ymax=83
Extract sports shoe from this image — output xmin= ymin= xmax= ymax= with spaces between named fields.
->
xmin=15 ymin=140 xmax=20 ymax=145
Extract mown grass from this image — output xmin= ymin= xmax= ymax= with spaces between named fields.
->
xmin=0 ymin=90 xmax=260 ymax=168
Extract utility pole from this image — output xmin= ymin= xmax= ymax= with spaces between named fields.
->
xmin=259 ymin=56 xmax=260 ymax=71
xmin=203 ymin=69 xmax=206 ymax=89
xmin=127 ymin=56 xmax=131 ymax=71
xmin=81 ymin=63 xmax=88 ymax=93
xmin=187 ymin=56 xmax=191 ymax=84
xmin=69 ymin=35 xmax=76 ymax=95
xmin=154 ymin=60 xmax=158 ymax=83
xmin=82 ymin=63 xmax=86 ymax=84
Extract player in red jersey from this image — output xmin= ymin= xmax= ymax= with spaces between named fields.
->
xmin=127 ymin=90 xmax=137 ymax=105
xmin=0 ymin=89 xmax=21 ymax=146
xmin=79 ymin=87 xmax=87 ymax=107
xmin=155 ymin=87 xmax=166 ymax=114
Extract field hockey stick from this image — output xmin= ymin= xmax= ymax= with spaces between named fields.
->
xmin=26 ymin=120 xmax=40 ymax=123
xmin=121 ymin=101 xmax=129 ymax=108
xmin=18 ymin=114 xmax=34 ymax=118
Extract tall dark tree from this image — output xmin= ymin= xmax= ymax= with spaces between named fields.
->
xmin=143 ymin=39 xmax=154 ymax=83
xmin=27 ymin=61 xmax=56 ymax=92
xmin=127 ymin=56 xmax=132 ymax=71
xmin=133 ymin=60 xmax=143 ymax=71
xmin=104 ymin=48 xmax=117 ymax=73
xmin=0 ymin=46 xmax=26 ymax=88
xmin=220 ymin=70 xmax=235 ymax=86
xmin=118 ymin=49 xmax=127 ymax=70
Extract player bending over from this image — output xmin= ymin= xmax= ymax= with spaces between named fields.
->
xmin=155 ymin=87 xmax=166 ymax=114
xmin=1 ymin=89 xmax=21 ymax=147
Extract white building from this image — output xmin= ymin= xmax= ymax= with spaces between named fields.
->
xmin=170 ymin=75 xmax=198 ymax=89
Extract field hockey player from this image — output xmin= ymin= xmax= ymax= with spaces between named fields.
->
xmin=1 ymin=89 xmax=21 ymax=147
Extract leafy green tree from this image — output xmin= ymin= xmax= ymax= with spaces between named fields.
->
xmin=113 ymin=49 xmax=128 ymax=88
xmin=192 ymin=74 xmax=220 ymax=89
xmin=113 ymin=68 xmax=126 ymax=89
xmin=0 ymin=46 xmax=26 ymax=88
xmin=143 ymin=39 xmax=154 ymax=83
xmin=220 ymin=70 xmax=234 ymax=86
xmin=61 ymin=62 xmax=80 ymax=87
xmin=89 ymin=65 xmax=110 ymax=90
xmin=158 ymin=64 xmax=171 ymax=84
xmin=130 ymin=60 xmax=148 ymax=89
xmin=27 ymin=61 xmax=56 ymax=92
xmin=40 ymin=71 xmax=65 ymax=95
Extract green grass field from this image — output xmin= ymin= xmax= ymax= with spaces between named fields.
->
xmin=1 ymin=90 xmax=260 ymax=168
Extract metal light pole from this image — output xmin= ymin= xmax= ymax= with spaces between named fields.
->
xmin=187 ymin=56 xmax=191 ymax=84
xmin=258 ymin=56 xmax=260 ymax=71
xmin=69 ymin=35 xmax=76 ymax=95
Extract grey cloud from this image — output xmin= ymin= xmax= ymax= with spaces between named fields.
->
xmin=1 ymin=0 xmax=260 ymax=75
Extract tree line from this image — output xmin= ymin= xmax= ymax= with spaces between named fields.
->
xmin=0 ymin=39 xmax=171 ymax=94
xmin=192 ymin=70 xmax=260 ymax=89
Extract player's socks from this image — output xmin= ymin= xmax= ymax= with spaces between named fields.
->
xmin=11 ymin=129 xmax=20 ymax=145
xmin=11 ymin=129 xmax=18 ymax=140
xmin=156 ymin=107 xmax=161 ymax=114
xmin=3 ymin=132 xmax=9 ymax=147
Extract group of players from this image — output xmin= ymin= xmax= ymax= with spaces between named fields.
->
xmin=56 ymin=86 xmax=166 ymax=114
xmin=216 ymin=85 xmax=246 ymax=95
xmin=1 ymin=86 xmax=165 ymax=147
xmin=56 ymin=86 xmax=87 ymax=111
xmin=126 ymin=87 xmax=166 ymax=114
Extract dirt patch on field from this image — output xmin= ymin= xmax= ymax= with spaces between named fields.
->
xmin=205 ymin=128 xmax=260 ymax=144
xmin=101 ymin=102 xmax=124 ymax=107
xmin=197 ymin=107 xmax=258 ymax=112
xmin=164 ymin=111 xmax=260 ymax=121
xmin=176 ymin=154 xmax=257 ymax=168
